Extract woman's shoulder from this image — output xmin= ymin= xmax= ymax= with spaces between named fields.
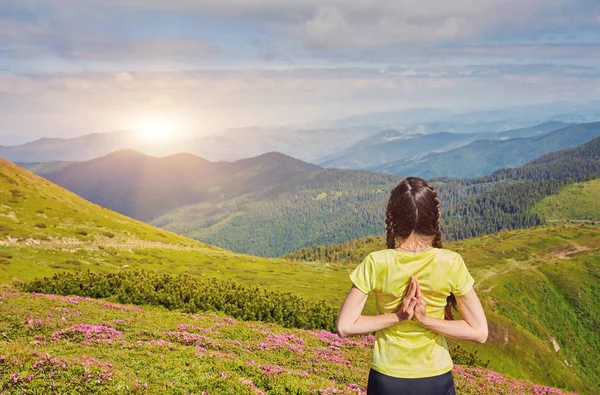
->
xmin=363 ymin=248 xmax=463 ymax=263
xmin=434 ymin=247 xmax=463 ymax=261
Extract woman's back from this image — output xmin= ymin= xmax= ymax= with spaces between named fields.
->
xmin=349 ymin=247 xmax=474 ymax=378
xmin=336 ymin=176 xmax=487 ymax=395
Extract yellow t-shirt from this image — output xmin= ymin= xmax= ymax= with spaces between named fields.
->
xmin=349 ymin=248 xmax=475 ymax=378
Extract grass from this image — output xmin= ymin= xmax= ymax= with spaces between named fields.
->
xmin=1 ymin=158 xmax=599 ymax=393
xmin=0 ymin=286 xmax=577 ymax=395
xmin=531 ymin=178 xmax=600 ymax=222
xmin=282 ymin=224 xmax=600 ymax=394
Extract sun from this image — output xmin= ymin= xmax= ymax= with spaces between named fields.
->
xmin=137 ymin=119 xmax=177 ymax=141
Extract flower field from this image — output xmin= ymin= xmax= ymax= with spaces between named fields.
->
xmin=0 ymin=286 xmax=576 ymax=394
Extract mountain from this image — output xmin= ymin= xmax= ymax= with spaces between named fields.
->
xmin=0 ymin=157 xmax=596 ymax=393
xmin=153 ymin=137 xmax=600 ymax=257
xmin=372 ymin=122 xmax=600 ymax=178
xmin=440 ymin=136 xmax=600 ymax=240
xmin=0 ymin=131 xmax=144 ymax=162
xmin=26 ymin=136 xmax=600 ymax=258
xmin=318 ymin=132 xmax=481 ymax=169
xmin=151 ymin=168 xmax=399 ymax=256
xmin=41 ymin=150 xmax=320 ymax=222
xmin=317 ymin=122 xmax=568 ymax=169
xmin=15 ymin=160 xmax=78 ymax=175
xmin=317 ymin=101 xmax=600 ymax=129
xmin=0 ymin=157 xmax=353 ymax=307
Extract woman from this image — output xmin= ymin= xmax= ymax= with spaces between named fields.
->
xmin=336 ymin=177 xmax=488 ymax=395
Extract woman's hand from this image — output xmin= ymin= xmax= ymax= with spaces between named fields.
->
xmin=395 ymin=276 xmax=420 ymax=321
xmin=411 ymin=278 xmax=428 ymax=324
xmin=409 ymin=280 xmax=488 ymax=343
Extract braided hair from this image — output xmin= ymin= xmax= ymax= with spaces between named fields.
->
xmin=385 ymin=177 xmax=456 ymax=320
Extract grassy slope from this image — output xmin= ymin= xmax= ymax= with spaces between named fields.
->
xmin=1 ymin=158 xmax=598 ymax=392
xmin=0 ymin=287 xmax=576 ymax=395
xmin=531 ymin=178 xmax=600 ymax=221
xmin=285 ymin=225 xmax=600 ymax=394
xmin=16 ymin=161 xmax=77 ymax=175
xmin=0 ymin=158 xmax=350 ymax=308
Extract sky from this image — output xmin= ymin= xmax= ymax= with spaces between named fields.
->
xmin=1 ymin=0 xmax=600 ymax=145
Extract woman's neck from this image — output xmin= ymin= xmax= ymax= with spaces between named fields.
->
xmin=396 ymin=234 xmax=434 ymax=252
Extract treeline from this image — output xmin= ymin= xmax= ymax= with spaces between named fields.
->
xmin=156 ymin=169 xmax=399 ymax=257
xmin=440 ymin=136 xmax=600 ymax=240
xmin=283 ymin=235 xmax=384 ymax=264
xmin=22 ymin=270 xmax=338 ymax=332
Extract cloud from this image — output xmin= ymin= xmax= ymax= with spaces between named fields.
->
xmin=3 ymin=0 xmax=596 ymax=53
xmin=1 ymin=0 xmax=600 ymax=142
xmin=1 ymin=65 xmax=599 ymax=138
xmin=0 ymin=20 xmax=216 ymax=62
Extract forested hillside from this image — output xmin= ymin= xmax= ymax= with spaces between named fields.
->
xmin=155 ymin=137 xmax=600 ymax=256
xmin=441 ymin=136 xmax=600 ymax=239
xmin=152 ymin=169 xmax=398 ymax=256
xmin=42 ymin=150 xmax=319 ymax=221
xmin=21 ymin=135 xmax=600 ymax=257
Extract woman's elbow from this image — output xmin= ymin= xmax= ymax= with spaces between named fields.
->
xmin=336 ymin=326 xmax=349 ymax=338
xmin=475 ymin=328 xmax=488 ymax=344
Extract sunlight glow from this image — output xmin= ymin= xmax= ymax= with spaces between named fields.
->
xmin=136 ymin=118 xmax=177 ymax=141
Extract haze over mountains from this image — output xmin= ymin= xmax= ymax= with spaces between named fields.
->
xmin=317 ymin=121 xmax=569 ymax=169
xmin=5 ymin=103 xmax=600 ymax=257
xmin=1 ymin=126 xmax=380 ymax=163
xmin=4 ymin=102 xmax=600 ymax=165
xmin=37 ymin=150 xmax=319 ymax=222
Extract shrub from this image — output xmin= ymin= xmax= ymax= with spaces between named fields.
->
xmin=21 ymin=270 xmax=338 ymax=332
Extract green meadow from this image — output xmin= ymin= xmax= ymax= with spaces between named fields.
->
xmin=1 ymin=159 xmax=599 ymax=393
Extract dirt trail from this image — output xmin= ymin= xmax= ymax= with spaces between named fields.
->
xmin=476 ymin=242 xmax=596 ymax=293
xmin=0 ymin=236 xmax=213 ymax=253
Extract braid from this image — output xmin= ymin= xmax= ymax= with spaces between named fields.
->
xmin=430 ymin=186 xmax=443 ymax=249
xmin=385 ymin=211 xmax=396 ymax=249
xmin=427 ymin=184 xmax=456 ymax=320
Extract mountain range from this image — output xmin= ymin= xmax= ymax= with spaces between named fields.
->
xmin=0 ymin=126 xmax=380 ymax=163
xmin=20 ymin=134 xmax=600 ymax=257
xmin=371 ymin=122 xmax=600 ymax=178
xmin=5 ymin=101 xmax=600 ymax=166
xmin=38 ymin=150 xmax=319 ymax=222
xmin=317 ymin=122 xmax=569 ymax=169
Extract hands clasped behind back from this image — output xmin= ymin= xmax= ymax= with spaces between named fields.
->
xmin=395 ymin=276 xmax=428 ymax=324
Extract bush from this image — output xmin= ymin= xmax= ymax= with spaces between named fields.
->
xmin=21 ymin=270 xmax=338 ymax=332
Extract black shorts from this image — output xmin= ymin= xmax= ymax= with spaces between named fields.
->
xmin=367 ymin=368 xmax=456 ymax=395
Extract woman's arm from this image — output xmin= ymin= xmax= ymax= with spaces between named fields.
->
xmin=336 ymin=279 xmax=419 ymax=338
xmin=413 ymin=279 xmax=488 ymax=344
